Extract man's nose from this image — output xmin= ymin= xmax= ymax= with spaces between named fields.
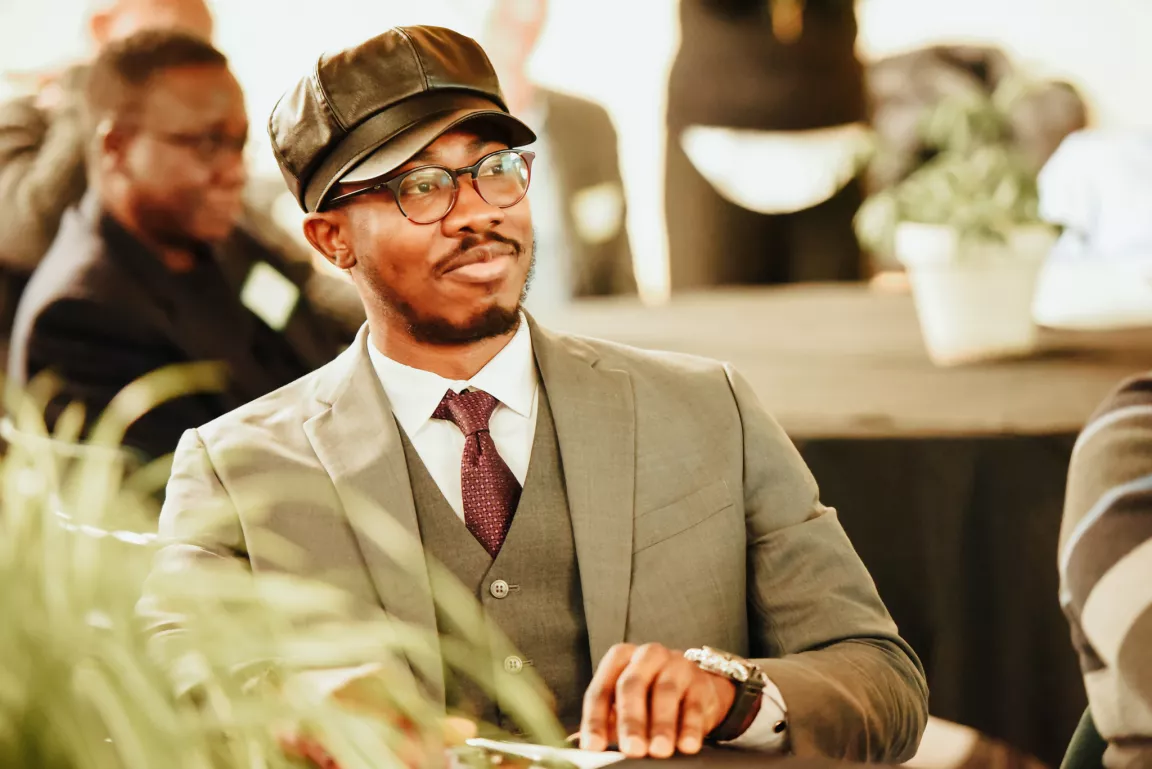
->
xmin=213 ymin=148 xmax=247 ymax=189
xmin=442 ymin=177 xmax=505 ymax=233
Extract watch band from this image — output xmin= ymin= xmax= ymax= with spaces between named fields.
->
xmin=709 ymin=677 xmax=765 ymax=742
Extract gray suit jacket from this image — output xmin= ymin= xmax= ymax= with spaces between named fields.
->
xmin=149 ymin=319 xmax=928 ymax=761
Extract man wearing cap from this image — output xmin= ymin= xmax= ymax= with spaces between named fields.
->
xmin=148 ymin=26 xmax=928 ymax=762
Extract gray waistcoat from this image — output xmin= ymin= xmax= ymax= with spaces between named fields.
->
xmin=398 ymin=385 xmax=593 ymax=731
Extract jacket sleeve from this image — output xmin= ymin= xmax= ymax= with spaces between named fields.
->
xmin=136 ymin=428 xmax=253 ymax=692
xmin=1059 ymin=380 xmax=1152 ymax=747
xmin=0 ymin=93 xmax=87 ymax=271
xmin=727 ymin=363 xmax=929 ymax=762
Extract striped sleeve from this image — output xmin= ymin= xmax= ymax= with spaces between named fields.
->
xmin=1060 ymin=374 xmax=1152 ymax=746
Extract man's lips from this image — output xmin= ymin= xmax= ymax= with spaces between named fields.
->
xmin=439 ymin=244 xmax=518 ymax=284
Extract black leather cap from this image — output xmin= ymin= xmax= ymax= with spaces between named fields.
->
xmin=269 ymin=26 xmax=536 ymax=212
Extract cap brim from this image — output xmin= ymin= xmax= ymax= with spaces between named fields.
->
xmin=341 ymin=108 xmax=535 ymax=186
xmin=304 ymin=91 xmax=536 ymax=212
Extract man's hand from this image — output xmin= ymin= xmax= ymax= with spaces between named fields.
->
xmin=579 ymin=643 xmax=737 ymax=759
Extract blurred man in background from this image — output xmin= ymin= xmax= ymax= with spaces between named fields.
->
xmin=6 ymin=31 xmax=346 ymax=461
xmin=0 ymin=0 xmax=361 ymax=359
xmin=481 ymin=0 xmax=635 ymax=309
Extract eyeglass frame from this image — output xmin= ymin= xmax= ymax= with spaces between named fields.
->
xmin=142 ymin=128 xmax=248 ymax=164
xmin=323 ymin=148 xmax=536 ymax=222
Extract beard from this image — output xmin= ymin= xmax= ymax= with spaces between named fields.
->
xmin=364 ymin=232 xmax=537 ymax=346
xmin=130 ymin=196 xmax=211 ymax=253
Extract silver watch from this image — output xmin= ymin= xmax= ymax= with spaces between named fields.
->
xmin=684 ymin=646 xmax=769 ymax=685
xmin=684 ymin=646 xmax=769 ymax=742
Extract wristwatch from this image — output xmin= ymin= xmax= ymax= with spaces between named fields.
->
xmin=684 ymin=646 xmax=770 ymax=742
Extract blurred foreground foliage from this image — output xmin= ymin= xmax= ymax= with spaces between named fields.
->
xmin=0 ymin=364 xmax=562 ymax=769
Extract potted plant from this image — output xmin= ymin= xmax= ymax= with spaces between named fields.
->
xmin=855 ymin=78 xmax=1058 ymax=366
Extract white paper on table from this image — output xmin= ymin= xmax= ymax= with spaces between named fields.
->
xmin=466 ymin=738 xmax=625 ymax=769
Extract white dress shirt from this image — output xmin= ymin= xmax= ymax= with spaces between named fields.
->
xmin=365 ymin=318 xmax=787 ymax=751
xmin=367 ymin=318 xmax=538 ymax=520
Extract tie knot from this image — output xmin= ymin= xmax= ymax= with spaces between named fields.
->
xmin=433 ymin=388 xmax=499 ymax=436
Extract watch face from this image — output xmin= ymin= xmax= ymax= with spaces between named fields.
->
xmin=687 ymin=647 xmax=766 ymax=685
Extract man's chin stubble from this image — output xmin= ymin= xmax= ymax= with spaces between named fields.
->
xmin=367 ymin=235 xmax=536 ymax=346
xmin=402 ymin=304 xmax=522 ymax=346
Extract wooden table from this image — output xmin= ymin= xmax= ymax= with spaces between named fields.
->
xmin=540 ymin=284 xmax=1152 ymax=765
xmin=538 ymin=285 xmax=1152 ymax=439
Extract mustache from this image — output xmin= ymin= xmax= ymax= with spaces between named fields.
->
xmin=433 ymin=232 xmax=522 ymax=275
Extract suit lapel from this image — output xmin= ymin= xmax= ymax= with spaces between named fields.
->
xmin=302 ymin=328 xmax=443 ymax=698
xmin=531 ymin=319 xmax=635 ymax=667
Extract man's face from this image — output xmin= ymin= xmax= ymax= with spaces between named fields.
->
xmin=113 ymin=64 xmax=247 ymax=246
xmin=334 ymin=129 xmax=534 ymax=345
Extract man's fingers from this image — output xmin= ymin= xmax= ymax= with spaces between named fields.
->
xmin=647 ymin=662 xmax=693 ymax=758
xmin=442 ymin=716 xmax=477 ymax=745
xmin=580 ymin=644 xmax=635 ymax=750
xmin=676 ymin=687 xmax=709 ymax=755
xmin=614 ymin=643 xmax=672 ymax=758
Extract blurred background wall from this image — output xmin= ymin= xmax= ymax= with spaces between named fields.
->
xmin=3 ymin=0 xmax=1148 ymax=299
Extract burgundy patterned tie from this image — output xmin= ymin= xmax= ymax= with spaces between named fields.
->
xmin=433 ymin=388 xmax=522 ymax=557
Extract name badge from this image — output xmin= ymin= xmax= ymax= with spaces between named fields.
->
xmin=241 ymin=261 xmax=300 ymax=331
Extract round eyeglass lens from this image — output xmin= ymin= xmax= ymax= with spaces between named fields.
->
xmin=397 ymin=166 xmax=456 ymax=223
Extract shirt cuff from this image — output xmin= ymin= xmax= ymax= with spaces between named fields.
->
xmin=719 ymin=676 xmax=788 ymax=752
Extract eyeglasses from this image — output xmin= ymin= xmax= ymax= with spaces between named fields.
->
xmin=325 ymin=148 xmax=535 ymax=224
xmin=147 ymin=129 xmax=248 ymax=163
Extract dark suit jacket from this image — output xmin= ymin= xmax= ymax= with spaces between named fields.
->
xmin=6 ymin=192 xmax=348 ymax=461
xmin=539 ymin=89 xmax=635 ymax=297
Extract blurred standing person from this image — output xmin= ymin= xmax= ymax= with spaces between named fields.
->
xmin=665 ymin=0 xmax=870 ymax=287
xmin=482 ymin=0 xmax=636 ymax=310
xmin=7 ymin=31 xmax=346 ymax=461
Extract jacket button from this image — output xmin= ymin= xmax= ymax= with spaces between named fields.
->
xmin=503 ymin=655 xmax=524 ymax=674
xmin=490 ymin=579 xmax=510 ymax=599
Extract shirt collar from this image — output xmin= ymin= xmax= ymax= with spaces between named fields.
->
xmin=367 ymin=314 xmax=537 ymax=438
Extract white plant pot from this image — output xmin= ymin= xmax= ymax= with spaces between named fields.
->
xmin=895 ymin=223 xmax=1055 ymax=366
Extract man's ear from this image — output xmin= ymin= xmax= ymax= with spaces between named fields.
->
xmin=88 ymin=10 xmax=111 ymax=47
xmin=303 ymin=211 xmax=357 ymax=270
xmin=94 ymin=118 xmax=133 ymax=174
